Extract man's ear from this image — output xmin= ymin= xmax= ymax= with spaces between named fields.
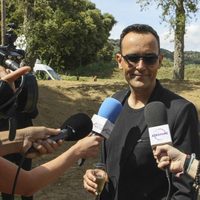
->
xmin=158 ymin=54 xmax=163 ymax=69
xmin=115 ymin=53 xmax=123 ymax=69
xmin=159 ymin=54 xmax=163 ymax=64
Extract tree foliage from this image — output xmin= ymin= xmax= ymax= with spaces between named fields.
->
xmin=3 ymin=0 xmax=116 ymax=71
xmin=136 ymin=0 xmax=199 ymax=80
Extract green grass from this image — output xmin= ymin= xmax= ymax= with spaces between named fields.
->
xmin=157 ymin=65 xmax=200 ymax=81
xmin=61 ymin=62 xmax=200 ymax=82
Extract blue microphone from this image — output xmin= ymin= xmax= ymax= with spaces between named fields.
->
xmin=78 ymin=97 xmax=123 ymax=166
xmin=98 ymin=97 xmax=123 ymax=123
xmin=91 ymin=97 xmax=123 ymax=139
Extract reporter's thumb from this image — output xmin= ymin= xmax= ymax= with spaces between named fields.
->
xmin=22 ymin=138 xmax=32 ymax=154
xmin=45 ymin=128 xmax=61 ymax=137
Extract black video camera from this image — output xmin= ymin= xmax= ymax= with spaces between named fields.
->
xmin=0 ymin=23 xmax=38 ymax=139
xmin=0 ymin=23 xmax=24 ymax=66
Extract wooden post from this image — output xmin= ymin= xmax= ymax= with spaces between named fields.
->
xmin=1 ymin=0 xmax=6 ymax=45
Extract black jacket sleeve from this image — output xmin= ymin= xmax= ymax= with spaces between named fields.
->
xmin=170 ymin=102 xmax=200 ymax=200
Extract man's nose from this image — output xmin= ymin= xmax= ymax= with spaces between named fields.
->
xmin=135 ymin=59 xmax=145 ymax=70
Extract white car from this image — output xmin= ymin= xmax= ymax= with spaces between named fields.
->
xmin=33 ymin=64 xmax=61 ymax=80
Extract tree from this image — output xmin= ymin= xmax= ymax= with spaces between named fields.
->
xmin=136 ymin=0 xmax=199 ymax=80
xmin=4 ymin=0 xmax=116 ymax=71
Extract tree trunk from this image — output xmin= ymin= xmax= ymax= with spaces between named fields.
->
xmin=173 ymin=0 xmax=185 ymax=80
xmin=1 ymin=0 xmax=6 ymax=45
xmin=23 ymin=0 xmax=36 ymax=66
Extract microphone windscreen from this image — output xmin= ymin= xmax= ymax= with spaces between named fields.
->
xmin=98 ymin=97 xmax=123 ymax=123
xmin=144 ymin=101 xmax=167 ymax=127
xmin=60 ymin=113 xmax=93 ymax=141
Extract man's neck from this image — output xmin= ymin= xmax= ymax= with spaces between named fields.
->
xmin=128 ymin=82 xmax=156 ymax=109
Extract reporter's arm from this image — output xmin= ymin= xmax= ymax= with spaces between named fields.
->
xmin=0 ymin=126 xmax=60 ymax=156
xmin=0 ymin=135 xmax=102 ymax=196
xmin=0 ymin=130 xmax=24 ymax=156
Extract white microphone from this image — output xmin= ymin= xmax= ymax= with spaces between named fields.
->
xmin=91 ymin=114 xmax=114 ymax=139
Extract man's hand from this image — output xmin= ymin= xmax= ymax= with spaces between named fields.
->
xmin=83 ymin=168 xmax=108 ymax=196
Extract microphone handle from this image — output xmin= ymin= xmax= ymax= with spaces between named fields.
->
xmin=77 ymin=158 xmax=86 ymax=166
xmin=165 ymin=167 xmax=170 ymax=178
xmin=48 ymin=129 xmax=69 ymax=141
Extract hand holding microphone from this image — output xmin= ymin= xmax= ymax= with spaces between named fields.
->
xmin=78 ymin=97 xmax=123 ymax=166
xmin=26 ymin=113 xmax=93 ymax=157
xmin=144 ymin=101 xmax=172 ymax=200
xmin=153 ymin=144 xmax=187 ymax=175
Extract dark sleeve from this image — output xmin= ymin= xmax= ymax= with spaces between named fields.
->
xmin=0 ymin=80 xmax=14 ymax=108
xmin=171 ymin=102 xmax=200 ymax=200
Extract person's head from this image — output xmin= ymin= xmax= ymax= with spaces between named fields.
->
xmin=116 ymin=24 xmax=163 ymax=93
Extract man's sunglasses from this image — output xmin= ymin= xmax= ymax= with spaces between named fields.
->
xmin=122 ymin=54 xmax=159 ymax=66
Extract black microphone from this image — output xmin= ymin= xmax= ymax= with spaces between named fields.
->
xmin=27 ymin=113 xmax=93 ymax=153
xmin=54 ymin=112 xmax=93 ymax=141
xmin=144 ymin=101 xmax=172 ymax=200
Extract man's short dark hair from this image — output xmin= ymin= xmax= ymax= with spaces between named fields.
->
xmin=119 ymin=24 xmax=160 ymax=52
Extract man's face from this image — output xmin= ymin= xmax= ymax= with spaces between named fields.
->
xmin=116 ymin=32 xmax=162 ymax=92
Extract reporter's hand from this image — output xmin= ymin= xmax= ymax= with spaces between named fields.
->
xmin=1 ymin=66 xmax=31 ymax=84
xmin=27 ymin=138 xmax=63 ymax=159
xmin=18 ymin=126 xmax=61 ymax=156
xmin=0 ymin=66 xmax=31 ymax=91
xmin=73 ymin=135 xmax=103 ymax=159
xmin=153 ymin=144 xmax=186 ymax=174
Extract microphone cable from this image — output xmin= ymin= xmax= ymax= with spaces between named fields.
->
xmin=165 ymin=168 xmax=171 ymax=200
xmin=11 ymin=152 xmax=26 ymax=197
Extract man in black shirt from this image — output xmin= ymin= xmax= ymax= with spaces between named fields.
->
xmin=83 ymin=24 xmax=200 ymax=200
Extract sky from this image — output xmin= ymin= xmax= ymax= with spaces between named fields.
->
xmin=90 ymin=0 xmax=200 ymax=52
